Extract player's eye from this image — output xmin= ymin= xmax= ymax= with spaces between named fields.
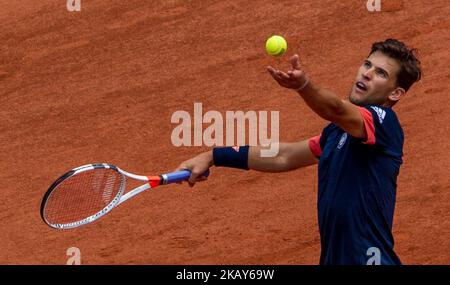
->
xmin=376 ymin=69 xmax=387 ymax=78
xmin=363 ymin=61 xmax=371 ymax=69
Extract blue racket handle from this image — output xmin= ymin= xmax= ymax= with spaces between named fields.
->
xmin=163 ymin=169 xmax=210 ymax=184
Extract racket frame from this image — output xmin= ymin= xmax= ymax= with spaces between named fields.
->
xmin=41 ymin=163 xmax=205 ymax=230
xmin=41 ymin=163 xmax=150 ymax=230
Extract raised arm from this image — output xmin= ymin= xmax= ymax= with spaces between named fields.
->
xmin=267 ymin=54 xmax=366 ymax=140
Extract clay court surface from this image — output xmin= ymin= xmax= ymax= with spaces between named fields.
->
xmin=1 ymin=0 xmax=449 ymax=264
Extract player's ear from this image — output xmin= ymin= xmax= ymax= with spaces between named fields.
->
xmin=388 ymin=87 xmax=405 ymax=104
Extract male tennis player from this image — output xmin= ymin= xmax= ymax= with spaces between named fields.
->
xmin=175 ymin=39 xmax=421 ymax=265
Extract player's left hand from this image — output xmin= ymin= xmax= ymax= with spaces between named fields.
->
xmin=267 ymin=54 xmax=309 ymax=91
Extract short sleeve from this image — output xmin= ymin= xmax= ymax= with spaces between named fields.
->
xmin=308 ymin=123 xmax=334 ymax=158
xmin=309 ymin=135 xmax=322 ymax=157
xmin=359 ymin=106 xmax=404 ymax=155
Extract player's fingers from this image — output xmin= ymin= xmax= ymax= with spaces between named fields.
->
xmin=275 ymin=70 xmax=292 ymax=82
xmin=267 ymin=66 xmax=281 ymax=77
xmin=188 ymin=172 xmax=200 ymax=185
xmin=278 ymin=70 xmax=290 ymax=80
xmin=267 ymin=66 xmax=276 ymax=73
xmin=268 ymin=68 xmax=293 ymax=89
xmin=197 ymin=176 xmax=208 ymax=182
xmin=291 ymin=54 xmax=301 ymax=70
xmin=288 ymin=69 xmax=305 ymax=80
xmin=267 ymin=67 xmax=283 ymax=82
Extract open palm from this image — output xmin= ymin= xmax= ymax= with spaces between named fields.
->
xmin=267 ymin=54 xmax=309 ymax=91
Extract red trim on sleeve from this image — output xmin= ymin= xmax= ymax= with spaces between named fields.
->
xmin=358 ymin=107 xmax=376 ymax=145
xmin=308 ymin=135 xmax=322 ymax=157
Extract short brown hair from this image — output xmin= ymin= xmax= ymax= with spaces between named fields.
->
xmin=370 ymin=39 xmax=422 ymax=92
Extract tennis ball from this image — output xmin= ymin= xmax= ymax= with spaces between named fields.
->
xmin=265 ymin=35 xmax=287 ymax=57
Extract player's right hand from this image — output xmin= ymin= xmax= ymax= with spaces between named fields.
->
xmin=267 ymin=54 xmax=309 ymax=91
xmin=174 ymin=151 xmax=214 ymax=187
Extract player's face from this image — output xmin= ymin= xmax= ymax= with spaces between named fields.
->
xmin=349 ymin=51 xmax=401 ymax=107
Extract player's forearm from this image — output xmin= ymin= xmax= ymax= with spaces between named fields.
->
xmin=249 ymin=142 xmax=317 ymax=172
xmin=297 ymin=81 xmax=345 ymax=122
xmin=252 ymin=141 xmax=319 ymax=171
xmin=209 ymin=145 xmax=288 ymax=173
xmin=247 ymin=144 xmax=289 ymax=172
xmin=211 ymin=142 xmax=317 ymax=173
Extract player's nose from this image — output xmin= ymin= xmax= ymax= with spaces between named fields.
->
xmin=362 ymin=67 xmax=374 ymax=79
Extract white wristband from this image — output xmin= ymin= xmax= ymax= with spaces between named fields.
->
xmin=295 ymin=77 xmax=310 ymax=92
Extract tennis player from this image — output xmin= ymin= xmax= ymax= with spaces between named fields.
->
xmin=175 ymin=39 xmax=422 ymax=265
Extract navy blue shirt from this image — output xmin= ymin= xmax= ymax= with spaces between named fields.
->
xmin=309 ymin=105 xmax=403 ymax=265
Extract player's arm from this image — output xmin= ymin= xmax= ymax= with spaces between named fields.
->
xmin=267 ymin=55 xmax=366 ymax=139
xmin=248 ymin=141 xmax=318 ymax=172
xmin=299 ymin=85 xmax=365 ymax=139
xmin=175 ymin=141 xmax=318 ymax=186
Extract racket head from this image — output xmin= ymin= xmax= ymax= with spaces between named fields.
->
xmin=40 ymin=163 xmax=126 ymax=229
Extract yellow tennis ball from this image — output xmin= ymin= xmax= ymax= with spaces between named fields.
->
xmin=265 ymin=35 xmax=287 ymax=56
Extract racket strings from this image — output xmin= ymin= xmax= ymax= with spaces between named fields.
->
xmin=43 ymin=168 xmax=125 ymax=225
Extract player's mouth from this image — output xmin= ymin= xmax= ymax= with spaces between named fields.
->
xmin=355 ymin=81 xmax=368 ymax=93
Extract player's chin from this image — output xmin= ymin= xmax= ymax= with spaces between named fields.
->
xmin=349 ymin=91 xmax=366 ymax=107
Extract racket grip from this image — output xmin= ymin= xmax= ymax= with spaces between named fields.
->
xmin=163 ymin=169 xmax=210 ymax=184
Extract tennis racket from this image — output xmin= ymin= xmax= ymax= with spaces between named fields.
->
xmin=40 ymin=163 xmax=209 ymax=230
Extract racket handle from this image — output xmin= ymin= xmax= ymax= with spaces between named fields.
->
xmin=163 ymin=169 xmax=210 ymax=184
